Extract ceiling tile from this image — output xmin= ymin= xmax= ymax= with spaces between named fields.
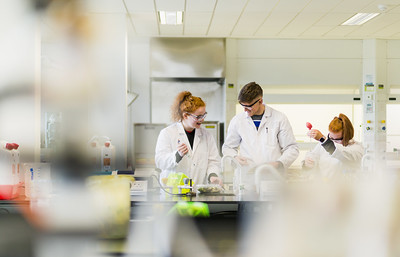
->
xmin=372 ymin=20 xmax=400 ymax=37
xmin=388 ymin=5 xmax=400 ymax=13
xmin=208 ymin=13 xmax=239 ymax=36
xmin=160 ymin=24 xmax=184 ymax=35
xmin=346 ymin=13 xmax=400 ymax=37
xmin=83 ymin=0 xmax=126 ymax=13
xmin=231 ymin=12 xmax=267 ymax=36
xmin=314 ymin=12 xmax=354 ymax=26
xmin=124 ymin=0 xmax=155 ymax=12
xmin=258 ymin=12 xmax=298 ymax=34
xmin=273 ymin=0 xmax=312 ymax=13
xmin=279 ymin=12 xmax=326 ymax=37
xmin=184 ymin=26 xmax=209 ymax=35
xmin=155 ymin=0 xmax=185 ymax=11
xmin=302 ymin=0 xmax=342 ymax=13
xmin=186 ymin=0 xmax=216 ymax=12
xmin=78 ymin=0 xmax=400 ymax=39
xmin=184 ymin=12 xmax=213 ymax=26
xmin=301 ymin=26 xmax=335 ymax=37
xmin=130 ymin=12 xmax=158 ymax=35
xmin=214 ymin=0 xmax=248 ymax=13
xmin=331 ymin=0 xmax=373 ymax=12
xmin=323 ymin=26 xmax=358 ymax=37
xmin=245 ymin=0 xmax=280 ymax=12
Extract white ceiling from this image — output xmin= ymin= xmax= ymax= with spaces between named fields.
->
xmin=84 ymin=0 xmax=400 ymax=39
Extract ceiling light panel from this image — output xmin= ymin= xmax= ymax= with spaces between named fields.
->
xmin=341 ymin=13 xmax=379 ymax=25
xmin=158 ymin=11 xmax=183 ymax=25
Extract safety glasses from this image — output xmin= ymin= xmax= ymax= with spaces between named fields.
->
xmin=239 ymin=98 xmax=261 ymax=109
xmin=185 ymin=112 xmax=207 ymax=120
xmin=328 ymin=133 xmax=343 ymax=143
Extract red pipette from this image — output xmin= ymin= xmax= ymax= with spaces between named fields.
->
xmin=306 ymin=122 xmax=312 ymax=130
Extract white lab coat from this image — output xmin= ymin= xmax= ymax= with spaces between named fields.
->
xmin=222 ymin=104 xmax=299 ymax=169
xmin=155 ymin=122 xmax=221 ymax=186
xmin=306 ymin=139 xmax=364 ymax=178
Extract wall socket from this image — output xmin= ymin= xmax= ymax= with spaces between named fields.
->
xmin=130 ymin=180 xmax=148 ymax=194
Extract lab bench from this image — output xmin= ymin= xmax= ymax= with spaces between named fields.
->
xmin=0 ymin=190 xmax=275 ymax=257
xmin=115 ymin=191 xmax=276 ymax=257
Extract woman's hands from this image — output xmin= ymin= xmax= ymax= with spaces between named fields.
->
xmin=177 ymin=142 xmax=189 ymax=157
xmin=307 ymin=129 xmax=325 ymax=142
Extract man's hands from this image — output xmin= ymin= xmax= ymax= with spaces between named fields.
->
xmin=235 ymin=155 xmax=249 ymax=165
xmin=210 ymin=176 xmax=223 ymax=186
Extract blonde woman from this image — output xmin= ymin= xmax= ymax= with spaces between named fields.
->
xmin=155 ymin=91 xmax=222 ymax=187
xmin=303 ymin=113 xmax=364 ymax=177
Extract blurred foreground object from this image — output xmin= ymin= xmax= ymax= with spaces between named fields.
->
xmin=86 ymin=175 xmax=133 ymax=238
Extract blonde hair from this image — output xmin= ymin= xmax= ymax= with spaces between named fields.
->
xmin=329 ymin=113 xmax=354 ymax=146
xmin=171 ymin=91 xmax=205 ymax=122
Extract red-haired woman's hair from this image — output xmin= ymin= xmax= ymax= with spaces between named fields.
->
xmin=329 ymin=113 xmax=354 ymax=146
xmin=170 ymin=91 xmax=205 ymax=122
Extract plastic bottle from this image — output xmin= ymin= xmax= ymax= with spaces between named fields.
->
xmin=88 ymin=140 xmax=101 ymax=171
xmin=0 ymin=141 xmax=20 ymax=199
xmin=101 ymin=141 xmax=115 ymax=172
xmin=25 ymin=168 xmax=35 ymax=198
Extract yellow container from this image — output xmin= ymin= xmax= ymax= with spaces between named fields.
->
xmin=86 ymin=175 xmax=134 ymax=239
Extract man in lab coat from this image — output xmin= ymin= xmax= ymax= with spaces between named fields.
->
xmin=222 ymin=82 xmax=299 ymax=172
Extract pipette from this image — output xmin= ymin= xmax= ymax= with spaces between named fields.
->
xmin=306 ymin=122 xmax=312 ymax=143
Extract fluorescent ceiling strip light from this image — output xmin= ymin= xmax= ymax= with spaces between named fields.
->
xmin=159 ymin=11 xmax=166 ymax=24
xmin=341 ymin=13 xmax=380 ymax=26
xmin=158 ymin=11 xmax=183 ymax=25
xmin=176 ymin=11 xmax=183 ymax=25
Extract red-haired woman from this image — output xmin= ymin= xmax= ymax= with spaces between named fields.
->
xmin=303 ymin=113 xmax=364 ymax=178
xmin=155 ymin=91 xmax=222 ymax=187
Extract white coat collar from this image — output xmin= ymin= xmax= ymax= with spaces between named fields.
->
xmin=263 ymin=104 xmax=272 ymax=117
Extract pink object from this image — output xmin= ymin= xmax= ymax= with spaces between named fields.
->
xmin=306 ymin=122 xmax=312 ymax=130
xmin=0 ymin=184 xmax=20 ymax=200
xmin=5 ymin=143 xmax=14 ymax=150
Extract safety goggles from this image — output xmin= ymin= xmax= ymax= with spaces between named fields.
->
xmin=328 ymin=133 xmax=343 ymax=143
xmin=239 ymin=98 xmax=261 ymax=109
xmin=186 ymin=112 xmax=207 ymax=120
